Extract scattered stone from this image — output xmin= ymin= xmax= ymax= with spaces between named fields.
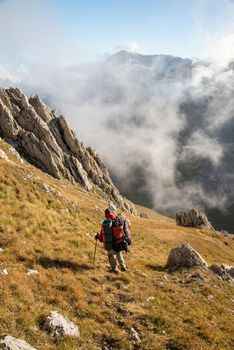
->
xmin=220 ymin=230 xmax=231 ymax=237
xmin=0 ymin=148 xmax=10 ymax=162
xmin=122 ymin=285 xmax=129 ymax=290
xmin=175 ymin=209 xmax=213 ymax=229
xmin=23 ymin=171 xmax=39 ymax=182
xmin=0 ymin=269 xmax=9 ymax=275
xmin=130 ymin=327 xmax=141 ymax=343
xmin=210 ymin=264 xmax=234 ymax=283
xmin=27 ymin=269 xmax=39 ymax=276
xmin=43 ymin=311 xmax=80 ymax=337
xmin=141 ymin=272 xmax=147 ymax=277
xmin=223 ymin=264 xmax=234 ymax=278
xmin=140 ymin=212 xmax=149 ymax=219
xmin=41 ymin=183 xmax=61 ymax=197
xmin=0 ymin=336 xmax=38 ymax=350
xmin=147 ymin=296 xmax=155 ymax=302
xmin=166 ymin=243 xmax=208 ymax=272
xmin=207 ymin=294 xmax=214 ymax=301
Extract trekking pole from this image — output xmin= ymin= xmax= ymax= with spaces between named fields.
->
xmin=93 ymin=235 xmax=98 ymax=264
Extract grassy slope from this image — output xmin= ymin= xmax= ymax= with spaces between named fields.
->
xmin=0 ymin=138 xmax=233 ymax=350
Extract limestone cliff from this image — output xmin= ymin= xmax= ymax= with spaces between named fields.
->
xmin=0 ymin=87 xmax=136 ymax=214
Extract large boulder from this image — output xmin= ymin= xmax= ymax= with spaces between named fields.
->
xmin=0 ymin=87 xmax=137 ymax=215
xmin=0 ymin=336 xmax=37 ymax=350
xmin=176 ymin=209 xmax=213 ymax=229
xmin=210 ymin=264 xmax=234 ymax=283
xmin=166 ymin=243 xmax=208 ymax=271
xmin=140 ymin=212 xmax=149 ymax=219
xmin=43 ymin=311 xmax=80 ymax=337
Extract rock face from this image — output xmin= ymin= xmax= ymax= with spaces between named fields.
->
xmin=0 ymin=336 xmax=37 ymax=350
xmin=166 ymin=243 xmax=208 ymax=271
xmin=0 ymin=87 xmax=136 ymax=214
xmin=43 ymin=311 xmax=80 ymax=337
xmin=210 ymin=264 xmax=234 ymax=283
xmin=176 ymin=209 xmax=213 ymax=229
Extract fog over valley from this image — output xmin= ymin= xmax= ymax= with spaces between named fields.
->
xmin=1 ymin=50 xmax=233 ymax=230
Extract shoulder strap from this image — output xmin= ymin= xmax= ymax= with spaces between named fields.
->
xmin=102 ymin=218 xmax=112 ymax=226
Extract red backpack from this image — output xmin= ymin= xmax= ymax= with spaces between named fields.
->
xmin=112 ymin=215 xmax=132 ymax=252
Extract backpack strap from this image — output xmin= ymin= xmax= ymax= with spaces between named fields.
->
xmin=102 ymin=219 xmax=114 ymax=250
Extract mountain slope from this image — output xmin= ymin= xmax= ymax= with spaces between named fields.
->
xmin=1 ymin=52 xmax=234 ymax=230
xmin=0 ymin=138 xmax=233 ymax=350
xmin=0 ymin=87 xmax=136 ymax=214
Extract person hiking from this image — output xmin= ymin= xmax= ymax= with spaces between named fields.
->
xmin=95 ymin=208 xmax=131 ymax=273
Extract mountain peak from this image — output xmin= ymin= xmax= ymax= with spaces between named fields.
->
xmin=109 ymin=50 xmax=192 ymax=67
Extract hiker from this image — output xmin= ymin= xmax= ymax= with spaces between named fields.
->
xmin=95 ymin=208 xmax=131 ymax=273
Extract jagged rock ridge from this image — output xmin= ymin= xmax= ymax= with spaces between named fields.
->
xmin=175 ymin=209 xmax=213 ymax=229
xmin=0 ymin=87 xmax=136 ymax=214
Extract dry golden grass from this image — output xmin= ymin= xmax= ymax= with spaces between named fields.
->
xmin=0 ymin=138 xmax=233 ymax=350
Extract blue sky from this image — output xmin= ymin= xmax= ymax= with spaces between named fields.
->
xmin=51 ymin=0 xmax=234 ymax=60
xmin=55 ymin=0 xmax=198 ymax=57
xmin=0 ymin=0 xmax=234 ymax=65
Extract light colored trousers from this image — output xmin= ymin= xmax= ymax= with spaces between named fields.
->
xmin=107 ymin=250 xmax=126 ymax=270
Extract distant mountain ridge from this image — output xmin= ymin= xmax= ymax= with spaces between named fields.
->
xmin=109 ymin=49 xmax=192 ymax=66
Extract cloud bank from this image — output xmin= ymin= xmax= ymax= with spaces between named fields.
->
xmin=1 ymin=51 xmax=234 ymax=224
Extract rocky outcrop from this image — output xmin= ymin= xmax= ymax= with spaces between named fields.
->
xmin=0 ymin=87 xmax=136 ymax=214
xmin=0 ymin=148 xmax=10 ymax=162
xmin=0 ymin=336 xmax=37 ymax=350
xmin=176 ymin=209 xmax=213 ymax=229
xmin=210 ymin=264 xmax=234 ymax=283
xmin=140 ymin=212 xmax=149 ymax=219
xmin=166 ymin=243 xmax=208 ymax=271
xmin=43 ymin=311 xmax=80 ymax=337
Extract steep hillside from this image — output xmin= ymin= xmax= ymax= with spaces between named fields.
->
xmin=0 ymin=138 xmax=233 ymax=350
xmin=1 ymin=53 xmax=234 ymax=230
xmin=0 ymin=87 xmax=136 ymax=214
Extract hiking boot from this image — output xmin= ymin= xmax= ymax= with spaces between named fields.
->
xmin=108 ymin=268 xmax=119 ymax=274
xmin=120 ymin=266 xmax=127 ymax=272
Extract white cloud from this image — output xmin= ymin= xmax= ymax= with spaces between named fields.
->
xmin=0 ymin=0 xmax=74 ymax=67
xmin=209 ymin=33 xmax=234 ymax=62
xmin=193 ymin=0 xmax=234 ymax=62
xmin=115 ymin=41 xmax=145 ymax=54
xmin=1 ymin=52 xmax=233 ymax=215
xmin=181 ymin=131 xmax=223 ymax=167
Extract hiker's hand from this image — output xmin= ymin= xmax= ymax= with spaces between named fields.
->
xmin=95 ymin=233 xmax=99 ymax=240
